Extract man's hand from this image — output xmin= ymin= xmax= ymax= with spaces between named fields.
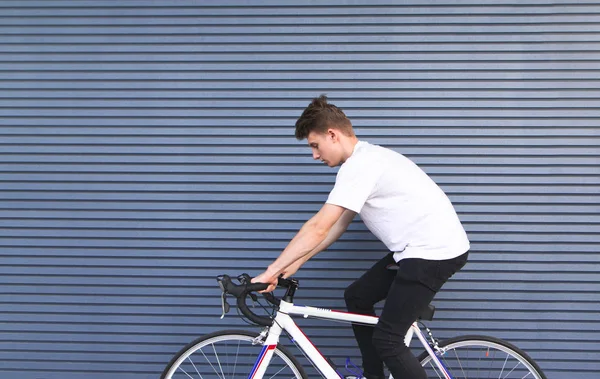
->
xmin=251 ymin=269 xmax=279 ymax=293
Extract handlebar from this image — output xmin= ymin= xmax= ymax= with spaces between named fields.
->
xmin=216 ymin=274 xmax=297 ymax=326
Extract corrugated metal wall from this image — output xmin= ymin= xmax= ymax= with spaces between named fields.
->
xmin=1 ymin=1 xmax=599 ymax=378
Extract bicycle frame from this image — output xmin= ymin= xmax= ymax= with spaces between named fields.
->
xmin=249 ymin=299 xmax=451 ymax=379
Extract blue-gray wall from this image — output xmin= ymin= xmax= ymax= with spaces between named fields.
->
xmin=1 ymin=1 xmax=599 ymax=378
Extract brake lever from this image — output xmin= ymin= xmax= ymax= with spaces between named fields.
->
xmin=217 ymin=277 xmax=231 ymax=319
xmin=220 ymin=292 xmax=231 ymax=319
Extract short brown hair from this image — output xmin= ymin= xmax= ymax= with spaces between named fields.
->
xmin=295 ymin=95 xmax=353 ymax=140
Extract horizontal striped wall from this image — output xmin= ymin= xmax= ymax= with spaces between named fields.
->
xmin=0 ymin=1 xmax=599 ymax=378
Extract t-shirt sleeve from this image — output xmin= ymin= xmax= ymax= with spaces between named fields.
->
xmin=326 ymin=156 xmax=383 ymax=213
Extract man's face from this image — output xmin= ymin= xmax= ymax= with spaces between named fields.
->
xmin=306 ymin=130 xmax=342 ymax=167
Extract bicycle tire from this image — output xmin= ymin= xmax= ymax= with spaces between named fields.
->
xmin=161 ymin=329 xmax=308 ymax=379
xmin=417 ymin=334 xmax=547 ymax=379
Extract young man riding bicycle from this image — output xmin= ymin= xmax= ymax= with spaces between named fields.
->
xmin=253 ymin=95 xmax=470 ymax=379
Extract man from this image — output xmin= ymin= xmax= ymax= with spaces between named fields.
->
xmin=252 ymin=95 xmax=469 ymax=379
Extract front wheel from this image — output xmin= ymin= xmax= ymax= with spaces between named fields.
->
xmin=418 ymin=335 xmax=547 ymax=379
xmin=161 ymin=330 xmax=308 ymax=379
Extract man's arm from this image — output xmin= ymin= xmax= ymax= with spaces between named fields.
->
xmin=281 ymin=208 xmax=355 ymax=278
xmin=252 ymin=204 xmax=354 ymax=291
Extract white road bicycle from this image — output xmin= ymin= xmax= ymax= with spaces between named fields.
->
xmin=161 ymin=274 xmax=547 ymax=379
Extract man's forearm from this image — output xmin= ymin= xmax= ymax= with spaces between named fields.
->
xmin=277 ymin=209 xmax=355 ymax=278
xmin=281 ymin=229 xmax=338 ymax=278
xmin=296 ymin=220 xmax=345 ymax=264
xmin=266 ymin=220 xmax=327 ymax=276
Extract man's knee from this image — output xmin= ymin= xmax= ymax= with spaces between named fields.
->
xmin=343 ymin=283 xmax=359 ymax=308
xmin=372 ymin=326 xmax=410 ymax=359
xmin=343 ymin=282 xmax=356 ymax=302
xmin=344 ymin=282 xmax=372 ymax=312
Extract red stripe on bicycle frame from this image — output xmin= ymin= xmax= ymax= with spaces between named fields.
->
xmin=330 ymin=309 xmax=356 ymax=315
xmin=330 ymin=309 xmax=377 ymax=318
xmin=249 ymin=344 xmax=277 ymax=379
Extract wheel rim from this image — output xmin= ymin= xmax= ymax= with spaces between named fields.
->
xmin=420 ymin=339 xmax=544 ymax=379
xmin=164 ymin=334 xmax=304 ymax=379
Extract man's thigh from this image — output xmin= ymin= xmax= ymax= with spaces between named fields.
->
xmin=376 ymin=274 xmax=436 ymax=340
xmin=345 ymin=252 xmax=397 ymax=307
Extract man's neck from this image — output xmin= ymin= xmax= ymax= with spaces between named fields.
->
xmin=340 ymin=136 xmax=360 ymax=163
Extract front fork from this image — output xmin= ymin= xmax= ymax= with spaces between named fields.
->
xmin=248 ymin=325 xmax=285 ymax=379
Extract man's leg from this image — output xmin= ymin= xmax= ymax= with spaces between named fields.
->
xmin=372 ymin=253 xmax=468 ymax=379
xmin=344 ymin=252 xmax=396 ymax=378
xmin=373 ymin=277 xmax=436 ymax=379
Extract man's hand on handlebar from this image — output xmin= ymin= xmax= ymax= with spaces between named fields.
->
xmin=251 ymin=269 xmax=279 ymax=293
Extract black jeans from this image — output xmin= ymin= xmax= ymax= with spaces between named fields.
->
xmin=344 ymin=251 xmax=468 ymax=379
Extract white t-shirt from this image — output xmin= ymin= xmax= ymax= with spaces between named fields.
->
xmin=326 ymin=140 xmax=470 ymax=261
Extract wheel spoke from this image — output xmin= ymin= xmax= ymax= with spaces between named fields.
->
xmin=200 ymin=349 xmax=224 ymax=379
xmin=267 ymin=364 xmax=288 ymax=379
xmin=212 ymin=344 xmax=227 ymax=379
xmin=232 ymin=339 xmax=241 ymax=379
xmin=452 ymin=345 xmax=467 ymax=378
xmin=502 ymin=360 xmax=523 ymax=379
xmin=224 ymin=341 xmax=230 ymax=378
xmin=176 ymin=366 xmax=197 ymax=379
xmin=187 ymin=356 xmax=203 ymax=379
xmin=498 ymin=353 xmax=509 ymax=379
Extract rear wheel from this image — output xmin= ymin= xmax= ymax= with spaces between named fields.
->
xmin=161 ymin=330 xmax=307 ymax=379
xmin=418 ymin=335 xmax=547 ymax=379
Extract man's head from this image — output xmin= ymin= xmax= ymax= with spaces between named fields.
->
xmin=295 ymin=95 xmax=357 ymax=167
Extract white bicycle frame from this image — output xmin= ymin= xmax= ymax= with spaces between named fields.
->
xmin=248 ymin=299 xmax=451 ymax=379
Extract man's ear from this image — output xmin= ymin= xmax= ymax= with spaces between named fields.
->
xmin=327 ymin=128 xmax=338 ymax=141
